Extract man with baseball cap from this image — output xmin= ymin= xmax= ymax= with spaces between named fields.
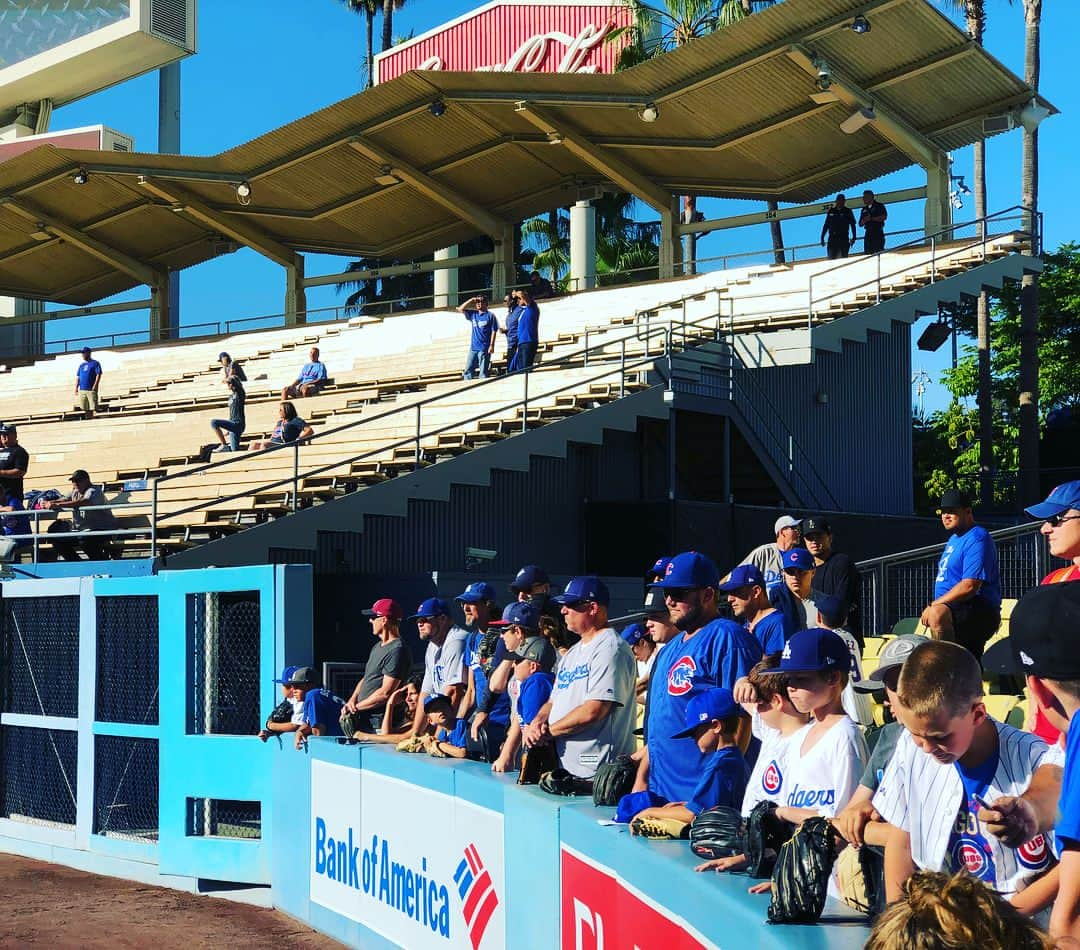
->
xmin=0 ymin=424 xmax=28 ymax=501
xmin=719 ymin=564 xmax=792 ymax=655
xmin=920 ymin=489 xmax=1001 ymax=658
xmin=1027 ymin=480 xmax=1080 ymax=585
xmin=42 ymin=469 xmax=117 ymax=561
xmin=509 ymin=563 xmax=571 ymax=650
xmin=289 ymin=666 xmax=347 ymax=749
xmin=634 ymin=552 xmax=762 ymax=807
xmin=340 ymin=599 xmax=410 ymax=735
xmin=408 ymin=597 xmax=468 ymax=738
xmin=456 ymin=581 xmax=511 ymax=759
xmin=523 ymin=576 xmax=637 ymax=784
xmin=735 ymin=515 xmax=803 ymax=591
xmin=769 ymin=546 xmax=817 ymax=633
xmin=802 ymin=517 xmax=863 ymax=647
xmin=75 ymin=346 xmax=103 ymax=417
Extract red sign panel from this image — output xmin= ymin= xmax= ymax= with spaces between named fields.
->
xmin=374 ymin=0 xmax=632 ymax=83
xmin=560 ymin=847 xmax=713 ymax=950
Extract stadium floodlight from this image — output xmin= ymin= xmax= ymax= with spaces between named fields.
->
xmin=235 ymin=180 xmax=252 ymax=205
xmin=950 ymin=191 xmax=964 ymax=211
xmin=638 ymin=102 xmax=659 ymax=123
xmin=851 ymin=15 xmax=872 ymax=34
xmin=72 ymin=168 xmax=89 ymax=185
xmin=429 ymin=100 xmax=447 ymax=118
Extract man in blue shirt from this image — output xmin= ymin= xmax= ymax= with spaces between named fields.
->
xmin=502 ymin=293 xmax=521 ymax=370
xmin=719 ymin=564 xmax=793 ymax=654
xmin=456 ymin=295 xmax=499 ymax=380
xmin=74 ymin=346 xmax=103 ymax=417
xmin=288 ymin=666 xmax=346 ymax=749
xmin=921 ymin=489 xmax=1001 ymax=659
xmin=509 ymin=288 xmax=540 ymax=373
xmin=281 ymin=346 xmax=328 ymax=400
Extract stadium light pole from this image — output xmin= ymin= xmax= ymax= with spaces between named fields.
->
xmin=158 ymin=62 xmax=182 ymax=341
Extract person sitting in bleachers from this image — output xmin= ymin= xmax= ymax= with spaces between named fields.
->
xmin=210 ymin=376 xmax=246 ymax=452
xmin=41 ymin=469 xmax=117 ymax=561
xmin=0 ymin=484 xmax=30 ymax=562
xmin=281 ymin=346 xmax=327 ymax=400
xmin=248 ymin=401 xmax=313 ymax=451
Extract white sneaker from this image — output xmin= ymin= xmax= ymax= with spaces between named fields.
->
xmin=213 ymin=445 xmax=233 ymax=453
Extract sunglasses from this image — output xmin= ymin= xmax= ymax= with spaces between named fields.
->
xmin=560 ymin=600 xmax=594 ymax=612
xmin=1047 ymin=513 xmax=1080 ymax=527
xmin=662 ymin=587 xmax=701 ymax=602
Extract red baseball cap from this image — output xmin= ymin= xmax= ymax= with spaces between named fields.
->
xmin=362 ymin=598 xmax=403 ymax=621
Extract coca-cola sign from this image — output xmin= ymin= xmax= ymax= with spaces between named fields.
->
xmin=374 ymin=1 xmax=632 ymax=83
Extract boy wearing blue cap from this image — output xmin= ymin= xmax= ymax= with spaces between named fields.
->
xmin=488 ymin=601 xmax=544 ymax=775
xmin=769 ymin=547 xmax=817 ymax=633
xmin=630 ymin=688 xmax=750 ymax=836
xmin=622 ymin=623 xmax=657 ymax=704
xmin=257 ymin=665 xmax=304 ymax=742
xmin=423 ymin=695 xmax=470 ymax=759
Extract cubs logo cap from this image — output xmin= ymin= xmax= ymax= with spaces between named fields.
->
xmin=361 ymin=598 xmax=404 ymax=621
xmin=272 ymin=665 xmax=299 ymax=684
xmin=406 ymin=597 xmax=450 ymax=621
xmin=717 ymin=564 xmax=765 ymax=593
xmin=1002 ymin=583 xmax=1080 ymax=679
xmin=777 ymin=628 xmax=850 ymax=674
xmin=621 ymin=623 xmax=649 ymax=647
xmin=1025 ymin=480 xmax=1080 ymax=520
xmin=646 ymin=555 xmax=672 ymax=580
xmin=488 ymin=600 xmax=542 ymax=630
xmin=551 ymin=575 xmax=610 ymax=606
xmin=853 ymin=634 xmax=930 ymax=692
xmin=456 ymin=581 xmax=496 ymax=604
xmin=509 ymin=564 xmax=549 ymax=593
xmin=781 ymin=547 xmax=816 ymax=572
xmin=651 ymin=551 xmax=720 ymax=590
xmin=671 ymin=688 xmax=746 ymax=738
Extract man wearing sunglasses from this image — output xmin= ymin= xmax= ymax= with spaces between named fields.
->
xmin=920 ymin=489 xmax=1001 ymax=659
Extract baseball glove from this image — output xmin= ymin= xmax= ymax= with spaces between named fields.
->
xmin=396 ymin=735 xmax=428 ymax=753
xmin=767 ymin=817 xmax=840 ymax=924
xmin=592 ymin=756 xmax=638 ymax=807
xmin=690 ymin=806 xmax=746 ymax=859
xmin=539 ymin=768 xmax=593 ymax=797
xmin=339 ymin=711 xmax=361 ymax=737
xmin=267 ymin=699 xmax=294 ymax=726
xmin=630 ymin=815 xmax=691 ymax=839
xmin=744 ymin=801 xmax=793 ymax=879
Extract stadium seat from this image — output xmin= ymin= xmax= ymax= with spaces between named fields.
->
xmin=983 ymin=694 xmax=1020 ymax=722
xmin=891 ymin=617 xmax=926 ymax=637
xmin=1000 ymin=598 xmax=1018 ymax=621
xmin=861 ymin=636 xmax=887 ymax=659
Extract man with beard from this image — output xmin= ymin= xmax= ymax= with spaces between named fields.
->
xmin=408 ymin=597 xmax=468 ymax=737
xmin=632 ymin=552 xmax=763 ymax=805
xmin=456 ymin=581 xmax=511 ymax=757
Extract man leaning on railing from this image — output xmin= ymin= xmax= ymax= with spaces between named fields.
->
xmin=40 ymin=469 xmax=118 ymax=562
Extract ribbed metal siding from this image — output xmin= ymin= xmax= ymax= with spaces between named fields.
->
xmin=149 ymin=0 xmax=190 ymax=48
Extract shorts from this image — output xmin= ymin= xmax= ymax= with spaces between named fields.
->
xmin=947 ymin=597 xmax=1001 ymax=659
xmin=76 ymin=390 xmax=99 ymax=411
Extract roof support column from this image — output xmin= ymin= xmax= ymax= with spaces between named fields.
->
xmin=659 ymin=196 xmax=683 ymax=280
xmin=434 ymin=246 xmax=459 ymax=308
xmin=492 ymin=225 xmax=515 ymax=300
xmin=286 ymin=259 xmax=307 ymax=326
xmin=570 ymin=200 xmax=596 ymax=292
xmin=923 ymin=154 xmax=953 ymax=240
xmin=150 ymin=273 xmax=173 ymax=341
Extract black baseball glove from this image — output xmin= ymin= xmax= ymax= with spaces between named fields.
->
xmin=767 ymin=817 xmax=840 ymax=924
xmin=539 ymin=768 xmax=593 ymax=797
xmin=744 ymin=800 xmax=793 ymax=878
xmin=266 ymin=699 xmax=294 ymax=726
xmin=592 ymin=755 xmax=637 ymax=807
xmin=689 ymin=805 xmax=746 ymax=860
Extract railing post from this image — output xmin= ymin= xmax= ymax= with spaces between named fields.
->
xmin=584 ymin=329 xmax=590 ymax=367
xmin=665 ymin=328 xmax=674 ymax=393
xmin=32 ymin=509 xmax=39 ymax=563
xmin=292 ymin=443 xmax=299 ymax=512
xmin=807 ymin=274 xmax=814 ymax=329
xmin=414 ymin=405 xmax=422 ymax=471
xmin=521 ymin=370 xmax=529 ymax=433
xmin=930 ymin=237 xmax=937 ymax=282
xmin=875 ymin=252 xmax=881 ymax=303
xmin=620 ymin=338 xmax=626 ymax=399
xmin=150 ymin=480 xmax=158 ymax=560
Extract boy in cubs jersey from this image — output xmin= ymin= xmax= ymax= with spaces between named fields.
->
xmin=874 ymin=640 xmax=1052 ymax=903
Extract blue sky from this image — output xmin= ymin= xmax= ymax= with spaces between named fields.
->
xmin=47 ymin=0 xmax=1075 ymax=413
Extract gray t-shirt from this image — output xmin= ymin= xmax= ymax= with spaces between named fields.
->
xmin=859 ymin=720 xmax=902 ymax=791
xmin=70 ymin=484 xmax=116 ymax=531
xmin=421 ymin=626 xmax=468 ymax=697
xmin=358 ymin=638 xmax=410 ymax=705
xmin=548 ymin=627 xmax=637 ymax=779
xmin=741 ymin=543 xmax=784 ymax=588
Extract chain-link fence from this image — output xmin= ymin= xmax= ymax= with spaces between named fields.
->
xmin=93 ymin=735 xmax=159 ymax=842
xmin=190 ymin=592 xmax=260 ymax=736
xmin=2 ymin=596 xmax=79 ymax=718
xmin=96 ymin=596 xmax=159 ymax=724
xmin=186 ymin=798 xmax=261 ymax=839
xmin=0 ymin=725 xmax=77 ymax=828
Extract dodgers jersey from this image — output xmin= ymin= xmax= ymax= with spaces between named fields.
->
xmin=783 ymin=716 xmax=867 ymax=818
xmin=742 ymin=712 xmax=799 ymax=817
xmin=646 ymin=618 xmax=763 ymax=802
xmin=421 ymin=626 xmax=468 ymax=698
xmin=873 ymin=719 xmax=1051 ymax=897
xmin=834 ymin=627 xmax=875 ymax=727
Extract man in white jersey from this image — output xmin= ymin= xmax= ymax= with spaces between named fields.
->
xmin=523 ymin=576 xmax=636 ymax=781
xmin=408 ymin=597 xmax=468 ymax=737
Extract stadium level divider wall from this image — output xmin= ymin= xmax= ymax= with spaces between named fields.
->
xmin=0 ymin=563 xmax=869 ymax=948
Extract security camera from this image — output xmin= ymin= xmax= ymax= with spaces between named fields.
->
xmin=464 ymin=547 xmax=498 ymax=572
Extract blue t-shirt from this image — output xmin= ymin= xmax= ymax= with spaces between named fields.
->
xmin=1057 ymin=710 xmax=1080 ymax=849
xmin=934 ymin=525 xmax=1002 ymax=609
xmin=944 ymin=748 xmax=998 ymax=884
xmin=645 ymin=618 xmax=763 ymax=802
xmin=297 ymin=361 xmax=327 ymax=384
xmin=750 ymin=611 xmax=789 ymax=654
xmin=504 ymin=307 xmax=520 ymax=346
xmin=519 ymin=671 xmax=555 ymax=726
xmin=466 ymin=632 xmax=511 ymax=727
xmin=76 ymin=359 xmax=102 ymax=391
xmin=303 ymin=688 xmax=345 ymax=737
xmin=437 ymin=719 xmax=470 ymax=749
xmin=465 ymin=310 xmax=498 ymax=351
xmin=686 ymin=745 xmax=751 ymax=816
xmin=0 ymin=496 xmax=29 ymax=537
xmin=275 ymin=416 xmax=307 ymax=444
xmin=516 ymin=303 xmax=540 ymax=344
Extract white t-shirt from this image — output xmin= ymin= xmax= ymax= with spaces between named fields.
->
xmin=742 ymin=713 xmax=800 ymax=817
xmin=421 ymin=626 xmax=468 ymax=697
xmin=783 ymin=715 xmax=867 ymax=818
xmin=290 ymin=697 xmax=305 ymax=725
xmin=549 ymin=627 xmax=637 ymax=779
xmin=637 ymin=649 xmax=657 ymax=681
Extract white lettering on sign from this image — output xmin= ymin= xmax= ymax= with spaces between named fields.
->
xmin=416 ymin=22 xmax=614 ymax=75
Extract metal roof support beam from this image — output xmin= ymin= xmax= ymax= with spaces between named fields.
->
xmin=514 ymin=102 xmax=672 ymax=216
xmin=659 ymin=196 xmax=682 ymax=280
xmin=492 ymin=224 xmax=515 ymax=300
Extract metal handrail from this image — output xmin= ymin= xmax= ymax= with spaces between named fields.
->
xmin=0 ymin=499 xmax=153 ymax=562
xmin=855 ymin=519 xmax=1046 ymax=570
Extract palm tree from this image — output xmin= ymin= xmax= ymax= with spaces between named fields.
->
xmin=333 ymin=0 xmax=379 ymax=88
xmin=381 ymin=0 xmax=407 ymax=52
xmin=522 ymin=213 xmax=571 ymax=288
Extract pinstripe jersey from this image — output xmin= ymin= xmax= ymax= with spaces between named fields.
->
xmin=873 ymin=719 xmax=1053 ymax=897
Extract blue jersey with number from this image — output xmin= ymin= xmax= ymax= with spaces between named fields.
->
xmin=750 ymin=611 xmax=790 ymax=654
xmin=302 ymin=688 xmax=345 ymax=737
xmin=645 ymin=618 xmax=762 ymax=802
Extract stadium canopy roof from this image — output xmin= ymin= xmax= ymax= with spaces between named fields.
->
xmin=0 ymin=0 xmax=1053 ymax=305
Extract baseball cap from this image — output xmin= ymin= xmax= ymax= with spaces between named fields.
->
xmin=407 ymin=597 xmax=450 ymax=620
xmin=671 ymin=688 xmax=746 ymax=738
xmin=651 ymin=551 xmax=720 ymax=590
xmin=70 ymin=469 xmax=90 ymax=483
xmin=937 ymin=489 xmax=972 ymax=513
xmin=1002 ymin=583 xmax=1080 ymax=679
xmin=423 ymin=694 xmax=453 ymax=712
xmin=813 ymin=593 xmax=847 ymax=628
xmin=1026 ymin=480 xmax=1080 ymax=521
xmin=81 ymin=346 xmax=92 ymax=355
xmin=0 ymin=423 xmax=15 ymax=434
xmin=718 ymin=564 xmax=765 ymax=593
xmin=272 ymin=664 xmax=299 ymax=683
xmin=285 ymin=666 xmax=318 ymax=685
xmin=456 ymin=581 xmax=496 ymax=604
xmin=775 ymin=515 xmax=802 ymax=535
xmin=801 ymin=517 xmax=832 ymax=536
xmin=853 ymin=634 xmax=930 ymax=692
xmin=646 ymin=555 xmax=672 ymax=580
xmin=778 ymin=628 xmax=850 ymax=674
xmin=361 ymin=598 xmax=404 ymax=621
xmin=782 ymin=548 xmax=815 ymax=572
xmin=551 ymin=575 xmax=610 ymax=606
xmin=641 ymin=586 xmax=669 ymax=615
xmin=621 ymin=623 xmax=649 ymax=647
xmin=509 ymin=564 xmax=549 ymax=593
xmin=489 ymin=600 xmax=541 ymax=630
xmin=510 ymin=636 xmax=557 ymax=672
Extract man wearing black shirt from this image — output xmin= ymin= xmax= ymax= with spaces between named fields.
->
xmin=820 ymin=194 xmax=857 ymax=260
xmin=0 ymin=425 xmax=29 ymax=500
xmin=802 ymin=517 xmax=863 ymax=647
xmin=859 ymin=190 xmax=888 ymax=255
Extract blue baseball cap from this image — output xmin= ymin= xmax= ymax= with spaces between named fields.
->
xmin=651 ymin=551 xmax=720 ymax=590
xmin=423 ymin=694 xmax=453 ymax=711
xmin=672 ymin=688 xmax=745 ymax=738
xmin=408 ymin=597 xmax=450 ymax=620
xmin=1026 ymin=480 xmax=1080 ymax=520
xmin=646 ymin=555 xmax=672 ymax=580
xmin=813 ymin=593 xmax=847 ymax=628
xmin=778 ymin=628 xmax=850 ymax=674
xmin=718 ymin=564 xmax=765 ymax=592
xmin=456 ymin=581 xmax=496 ymax=604
xmin=509 ymin=564 xmax=549 ymax=593
xmin=782 ymin=548 xmax=816 ymax=572
xmin=621 ymin=623 xmax=649 ymax=647
xmin=272 ymin=665 xmax=299 ymax=684
xmin=551 ymin=575 xmax=610 ymax=607
xmin=489 ymin=600 xmax=542 ymax=630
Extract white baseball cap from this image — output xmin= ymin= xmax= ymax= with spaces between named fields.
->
xmin=774 ymin=515 xmax=802 ymax=535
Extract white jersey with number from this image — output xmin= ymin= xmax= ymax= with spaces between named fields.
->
xmin=742 ymin=713 xmax=800 ymax=817
xmin=832 ymin=627 xmax=876 ymax=727
xmin=783 ymin=715 xmax=867 ymax=818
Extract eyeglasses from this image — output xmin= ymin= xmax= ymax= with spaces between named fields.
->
xmin=1047 ymin=513 xmax=1080 ymax=527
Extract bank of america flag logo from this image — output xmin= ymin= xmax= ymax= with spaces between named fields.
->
xmin=453 ymin=844 xmax=498 ymax=949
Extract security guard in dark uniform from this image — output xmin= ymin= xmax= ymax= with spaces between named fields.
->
xmin=859 ymin=190 xmax=889 ymax=255
xmin=820 ymin=194 xmax=857 ymax=260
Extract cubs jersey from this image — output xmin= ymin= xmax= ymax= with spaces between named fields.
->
xmin=421 ymin=626 xmax=468 ymax=698
xmin=742 ymin=713 xmax=799 ymax=817
xmin=783 ymin=716 xmax=867 ymax=818
xmin=873 ymin=719 xmax=1051 ymax=898
xmin=646 ymin=618 xmax=763 ymax=802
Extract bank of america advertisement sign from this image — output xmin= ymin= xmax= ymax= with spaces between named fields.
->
xmin=310 ymin=761 xmax=505 ymax=949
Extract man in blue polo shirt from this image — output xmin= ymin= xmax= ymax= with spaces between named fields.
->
xmin=509 ymin=288 xmax=540 ymax=372
xmin=74 ymin=347 xmax=103 ymax=417
xmin=456 ymin=295 xmax=499 ymax=380
xmin=921 ymin=489 xmax=1001 ymax=659
xmin=282 ymin=346 xmax=328 ymax=400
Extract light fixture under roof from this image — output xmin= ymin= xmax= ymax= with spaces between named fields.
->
xmin=374 ymin=166 xmax=400 ymax=186
xmin=235 ymin=180 xmax=253 ymax=205
xmin=638 ymin=102 xmax=659 ymax=123
xmin=851 ymin=15 xmax=872 ymax=34
xmin=429 ymin=100 xmax=447 ymax=118
xmin=839 ymin=106 xmax=876 ymax=134
xmin=72 ymin=168 xmax=89 ymax=185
